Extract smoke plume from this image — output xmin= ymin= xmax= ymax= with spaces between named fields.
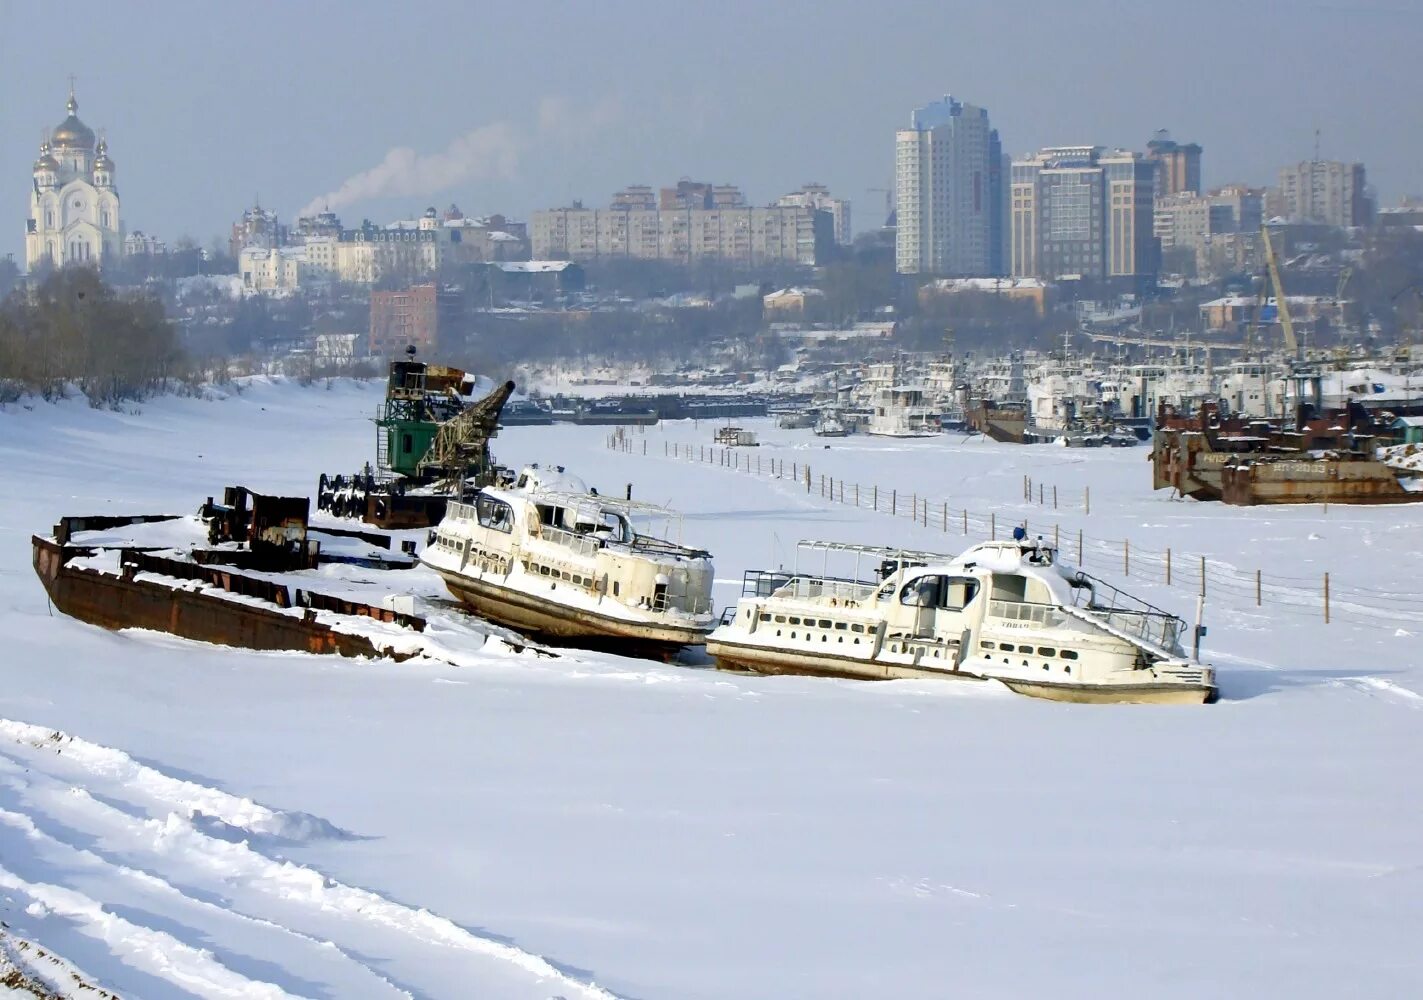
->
xmin=298 ymin=122 xmax=521 ymax=219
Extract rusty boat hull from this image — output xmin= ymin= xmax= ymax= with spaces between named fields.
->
xmin=431 ymin=566 xmax=709 ymax=656
xmin=33 ymin=535 xmax=421 ymax=661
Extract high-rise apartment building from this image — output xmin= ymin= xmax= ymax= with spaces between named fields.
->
xmin=895 ymin=96 xmax=1003 ymax=275
xmin=1272 ymin=160 xmax=1371 ymax=227
xmin=777 ymin=183 xmax=852 ymax=246
xmin=1145 ymin=131 xmax=1202 ymax=197
xmin=1011 ymin=146 xmax=1157 ymax=283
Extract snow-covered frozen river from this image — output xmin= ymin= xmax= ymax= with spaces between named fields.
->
xmin=2 ymin=379 xmax=1420 ymax=998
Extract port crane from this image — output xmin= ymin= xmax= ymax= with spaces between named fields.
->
xmin=1259 ymin=226 xmax=1300 ymax=357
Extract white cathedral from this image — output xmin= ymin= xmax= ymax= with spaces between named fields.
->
xmin=25 ymin=88 xmax=122 ymax=271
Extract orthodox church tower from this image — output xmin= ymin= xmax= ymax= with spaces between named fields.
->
xmin=25 ymin=86 xmax=122 ymax=270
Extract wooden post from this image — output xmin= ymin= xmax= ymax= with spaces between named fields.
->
xmin=1039 ymin=482 xmax=1044 ymax=505
xmin=1166 ymin=547 xmax=1172 ymax=586
xmin=1255 ymin=569 xmax=1262 ymax=607
xmin=1053 ymin=485 xmax=1058 ymax=510
xmin=1324 ymin=572 xmax=1331 ymax=624
xmin=805 ymin=465 xmax=811 ymax=493
xmin=991 ymin=512 xmax=996 ymax=539
xmin=891 ymin=489 xmax=897 ymax=516
xmin=942 ymin=501 xmax=948 ymax=531
xmin=643 ymin=440 xmax=647 ymax=455
xmin=1077 ymin=528 xmax=1083 ymax=565
xmin=1023 ymin=475 xmax=1029 ymax=500
xmin=855 ymin=483 xmax=860 ymax=507
xmin=922 ymin=501 xmax=927 ymax=527
xmin=1200 ymin=556 xmax=1207 ymax=599
xmin=1053 ymin=523 xmax=1060 ymax=548
xmin=872 ymin=485 xmax=877 ymax=510
xmin=1124 ymin=538 xmax=1129 ymax=576
xmin=1085 ymin=486 xmax=1090 ymax=515
xmin=792 ymin=462 xmax=797 ymax=479
xmin=963 ymin=509 xmax=968 ymax=535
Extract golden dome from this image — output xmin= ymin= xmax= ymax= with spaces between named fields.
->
xmin=34 ymin=142 xmax=59 ymax=172
xmin=51 ymin=94 xmax=95 ymax=150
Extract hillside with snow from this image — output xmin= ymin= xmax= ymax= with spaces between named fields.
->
xmin=2 ymin=379 xmax=1421 ymax=998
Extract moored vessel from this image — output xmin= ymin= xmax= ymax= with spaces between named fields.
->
xmin=706 ymin=537 xmax=1216 ymax=704
xmin=422 ymin=466 xmax=715 ymax=654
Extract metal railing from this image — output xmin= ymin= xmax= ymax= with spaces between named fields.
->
xmin=445 ymin=500 xmax=478 ymax=522
xmin=1069 ymin=571 xmax=1186 ymax=651
xmin=986 ymin=599 xmax=1068 ymax=629
xmin=771 ymin=576 xmax=880 ymax=604
xmin=536 ymin=524 xmax=601 ymax=558
xmin=1073 ymin=606 xmax=1185 ymax=652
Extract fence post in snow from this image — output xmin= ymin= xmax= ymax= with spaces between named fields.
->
xmin=1256 ymin=569 xmax=1262 ymax=607
xmin=1124 ymin=538 xmax=1130 ymax=576
xmin=872 ymin=485 xmax=877 ymax=510
xmin=942 ymin=502 xmax=948 ymax=532
xmin=1200 ymin=557 xmax=1207 ymax=599
xmin=991 ymin=512 xmax=996 ymax=540
xmin=1078 ymin=528 xmax=1083 ymax=565
xmin=1166 ymin=547 xmax=1172 ymax=586
xmin=892 ymin=489 xmax=897 ymax=516
xmin=963 ymin=509 xmax=968 ymax=535
xmin=1054 ymin=523 xmax=1060 ymax=549
xmin=1053 ymin=485 xmax=1058 ymax=510
xmin=1085 ymin=486 xmax=1090 ymax=515
xmin=1039 ymin=483 xmax=1044 ymax=506
xmin=805 ymin=465 xmax=811 ymax=494
xmin=1324 ymin=573 xmax=1331 ymax=624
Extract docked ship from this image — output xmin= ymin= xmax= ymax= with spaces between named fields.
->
xmin=706 ymin=536 xmax=1217 ymax=704
xmin=865 ymin=385 xmax=941 ymax=437
xmin=422 ymin=466 xmax=716 ymax=654
xmin=1152 ymin=400 xmax=1420 ymax=504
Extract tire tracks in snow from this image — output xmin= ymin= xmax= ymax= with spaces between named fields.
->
xmin=0 ymin=718 xmax=622 ymax=1000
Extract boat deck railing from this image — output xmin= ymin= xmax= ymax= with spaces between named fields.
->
xmin=769 ymin=575 xmax=880 ymax=604
xmin=538 ymin=524 xmax=601 ymax=558
xmin=987 ymin=599 xmax=1069 ymax=629
xmin=1069 ymin=571 xmax=1187 ymax=650
xmin=1077 ymin=607 xmax=1185 ymax=651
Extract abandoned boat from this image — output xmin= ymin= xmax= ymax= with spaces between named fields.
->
xmin=29 ymin=486 xmax=523 ymax=664
xmin=706 ymin=536 xmax=1217 ymax=704
xmin=422 ymin=465 xmax=716 ymax=653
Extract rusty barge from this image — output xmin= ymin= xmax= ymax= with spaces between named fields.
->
xmin=1151 ymin=402 xmax=1421 ymax=505
xmin=33 ymin=486 xmax=532 ymax=662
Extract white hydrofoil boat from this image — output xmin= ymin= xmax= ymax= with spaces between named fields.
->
xmin=706 ymin=536 xmax=1216 ymax=704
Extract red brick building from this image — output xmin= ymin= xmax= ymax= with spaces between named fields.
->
xmin=369 ymin=284 xmax=437 ymax=357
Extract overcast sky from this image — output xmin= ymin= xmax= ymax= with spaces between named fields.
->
xmin=2 ymin=0 xmax=1421 ymax=262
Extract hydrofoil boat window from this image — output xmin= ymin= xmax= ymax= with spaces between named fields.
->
xmin=476 ymin=495 xmax=513 ymax=532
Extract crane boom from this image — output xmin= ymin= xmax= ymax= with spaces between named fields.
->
xmin=1261 ymin=226 xmax=1299 ymax=356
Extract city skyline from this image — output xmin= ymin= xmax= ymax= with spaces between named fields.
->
xmin=3 ymin=0 xmax=1421 ymax=263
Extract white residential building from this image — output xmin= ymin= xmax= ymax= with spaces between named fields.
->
xmin=895 ymin=95 xmax=1004 ymax=276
